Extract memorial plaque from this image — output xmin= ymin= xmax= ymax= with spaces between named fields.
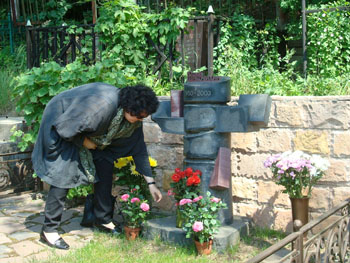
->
xmin=184 ymin=75 xmax=231 ymax=103
xmin=209 ymin=147 xmax=231 ymax=191
xmin=171 ymin=90 xmax=184 ymax=117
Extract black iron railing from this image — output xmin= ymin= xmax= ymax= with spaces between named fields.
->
xmin=247 ymin=199 xmax=350 ymax=263
xmin=26 ymin=24 xmax=99 ymax=68
xmin=25 ymin=13 xmax=223 ymax=78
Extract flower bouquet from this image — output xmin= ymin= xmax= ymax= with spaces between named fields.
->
xmin=168 ymin=167 xmax=202 ymax=227
xmin=180 ymin=192 xmax=227 ymax=255
xmin=119 ymin=187 xmax=150 ymax=240
xmin=264 ymin=150 xmax=330 ymax=198
xmin=169 ymin=167 xmax=202 ymax=202
xmin=114 ymin=156 xmax=157 ymax=202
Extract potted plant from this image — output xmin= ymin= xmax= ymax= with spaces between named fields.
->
xmin=119 ymin=187 xmax=150 ymax=240
xmin=180 ymin=192 xmax=227 ymax=255
xmin=264 ymin=150 xmax=330 ymax=231
xmin=168 ymin=167 xmax=202 ymax=227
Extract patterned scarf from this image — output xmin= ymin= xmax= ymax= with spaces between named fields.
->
xmin=79 ymin=108 xmax=141 ymax=183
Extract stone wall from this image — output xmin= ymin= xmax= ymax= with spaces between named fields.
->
xmin=143 ymin=95 xmax=350 ymax=232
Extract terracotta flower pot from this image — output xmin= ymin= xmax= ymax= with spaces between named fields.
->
xmin=194 ymin=239 xmax=213 ymax=255
xmin=124 ymin=226 xmax=141 ymax=241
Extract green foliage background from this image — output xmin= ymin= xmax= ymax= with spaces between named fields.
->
xmin=3 ymin=0 xmax=350 ymax=199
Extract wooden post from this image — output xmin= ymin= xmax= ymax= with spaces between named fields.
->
xmin=10 ymin=0 xmax=17 ymax=26
xmin=92 ymin=0 xmax=97 ymax=24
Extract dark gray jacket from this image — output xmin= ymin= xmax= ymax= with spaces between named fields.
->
xmin=32 ymin=82 xmax=153 ymax=189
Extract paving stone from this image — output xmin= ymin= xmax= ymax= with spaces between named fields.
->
xmin=63 ymin=235 xmax=86 ymax=249
xmin=0 ymin=217 xmax=18 ymax=224
xmin=26 ymin=251 xmax=52 ymax=262
xmin=13 ymin=212 xmax=36 ymax=218
xmin=0 ymin=233 xmax=12 ymax=244
xmin=26 ymin=215 xmax=44 ymax=224
xmin=61 ymin=220 xmax=87 ymax=234
xmin=26 ymin=224 xmax=42 ymax=234
xmin=0 ymin=256 xmax=24 ymax=263
xmin=61 ymin=209 xmax=75 ymax=222
xmin=9 ymin=231 xmax=39 ymax=242
xmin=10 ymin=240 xmax=45 ymax=257
xmin=0 ymin=222 xmax=26 ymax=234
xmin=0 ymin=244 xmax=13 ymax=256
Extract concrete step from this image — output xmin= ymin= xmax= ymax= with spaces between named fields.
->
xmin=143 ymin=215 xmax=251 ymax=252
xmin=0 ymin=117 xmax=27 ymax=142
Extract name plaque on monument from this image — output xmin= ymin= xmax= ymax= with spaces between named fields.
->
xmin=184 ymin=72 xmax=231 ymax=103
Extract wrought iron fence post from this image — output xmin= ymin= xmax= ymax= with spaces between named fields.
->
xmin=26 ymin=19 xmax=33 ymax=69
xmin=8 ymin=12 xmax=14 ymax=54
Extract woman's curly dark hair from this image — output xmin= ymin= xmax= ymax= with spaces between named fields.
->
xmin=119 ymin=85 xmax=159 ymax=118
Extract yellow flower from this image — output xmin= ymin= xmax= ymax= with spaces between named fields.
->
xmin=130 ymin=165 xmax=140 ymax=175
xmin=126 ymin=156 xmax=134 ymax=161
xmin=114 ymin=157 xmax=129 ymax=169
xmin=149 ymin=157 xmax=157 ymax=167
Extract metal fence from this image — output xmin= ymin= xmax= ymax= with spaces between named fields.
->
xmin=26 ymin=24 xmax=99 ymax=68
xmin=25 ymin=13 xmax=223 ymax=79
xmin=247 ymin=199 xmax=350 ymax=263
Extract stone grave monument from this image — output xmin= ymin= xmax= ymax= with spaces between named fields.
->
xmin=144 ymin=73 xmax=271 ymax=251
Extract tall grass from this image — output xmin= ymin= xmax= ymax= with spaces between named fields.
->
xmin=0 ymin=44 xmax=26 ymax=115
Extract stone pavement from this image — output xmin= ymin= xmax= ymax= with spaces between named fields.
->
xmin=0 ymin=191 xmax=94 ymax=263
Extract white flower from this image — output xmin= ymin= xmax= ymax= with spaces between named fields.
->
xmin=322 ymin=13 xmax=326 ymax=17
xmin=339 ymin=36 xmax=343 ymax=40
xmin=324 ymin=28 xmax=327 ymax=32
xmin=310 ymin=155 xmax=330 ymax=171
xmin=317 ymin=41 xmax=321 ymax=45
xmin=331 ymin=33 xmax=334 ymax=37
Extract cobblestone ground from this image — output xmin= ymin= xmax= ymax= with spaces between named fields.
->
xmin=0 ymin=192 xmax=94 ymax=263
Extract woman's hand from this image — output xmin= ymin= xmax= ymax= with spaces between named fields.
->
xmin=83 ymin=137 xmax=97 ymax=150
xmin=149 ymin=184 xmax=162 ymax=202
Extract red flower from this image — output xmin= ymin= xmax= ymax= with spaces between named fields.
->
xmin=192 ymin=175 xmax=201 ymax=185
xmin=184 ymin=167 xmax=193 ymax=177
xmin=172 ymin=173 xmax=181 ymax=183
xmin=186 ymin=175 xmax=200 ymax=186
xmin=175 ymin=168 xmax=181 ymax=173
xmin=194 ymin=169 xmax=202 ymax=176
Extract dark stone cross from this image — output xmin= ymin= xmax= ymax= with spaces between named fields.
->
xmin=149 ymin=73 xmax=271 ymax=250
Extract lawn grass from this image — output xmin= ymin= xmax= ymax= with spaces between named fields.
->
xmin=30 ymin=226 xmax=287 ymax=263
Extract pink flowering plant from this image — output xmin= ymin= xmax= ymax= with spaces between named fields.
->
xmin=119 ymin=186 xmax=150 ymax=228
xmin=264 ymin=151 xmax=330 ymax=198
xmin=180 ymin=191 xmax=227 ymax=244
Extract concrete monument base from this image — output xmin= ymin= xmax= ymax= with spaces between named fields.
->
xmin=143 ymin=215 xmax=251 ymax=252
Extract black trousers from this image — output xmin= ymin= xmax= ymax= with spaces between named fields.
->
xmin=43 ymin=158 xmax=114 ymax=232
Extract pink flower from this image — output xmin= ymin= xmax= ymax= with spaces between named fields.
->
xmin=140 ymin=203 xmax=150 ymax=212
xmin=121 ymin=194 xmax=129 ymax=201
xmin=167 ymin=190 xmax=175 ymax=196
xmin=210 ymin=197 xmax=221 ymax=203
xmin=131 ymin=197 xmax=140 ymax=203
xmin=193 ymin=196 xmax=203 ymax=202
xmin=179 ymin=198 xmax=192 ymax=206
xmin=192 ymin=221 xmax=203 ymax=232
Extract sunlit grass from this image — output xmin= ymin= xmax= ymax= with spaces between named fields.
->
xmin=28 ymin=225 xmax=287 ymax=263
